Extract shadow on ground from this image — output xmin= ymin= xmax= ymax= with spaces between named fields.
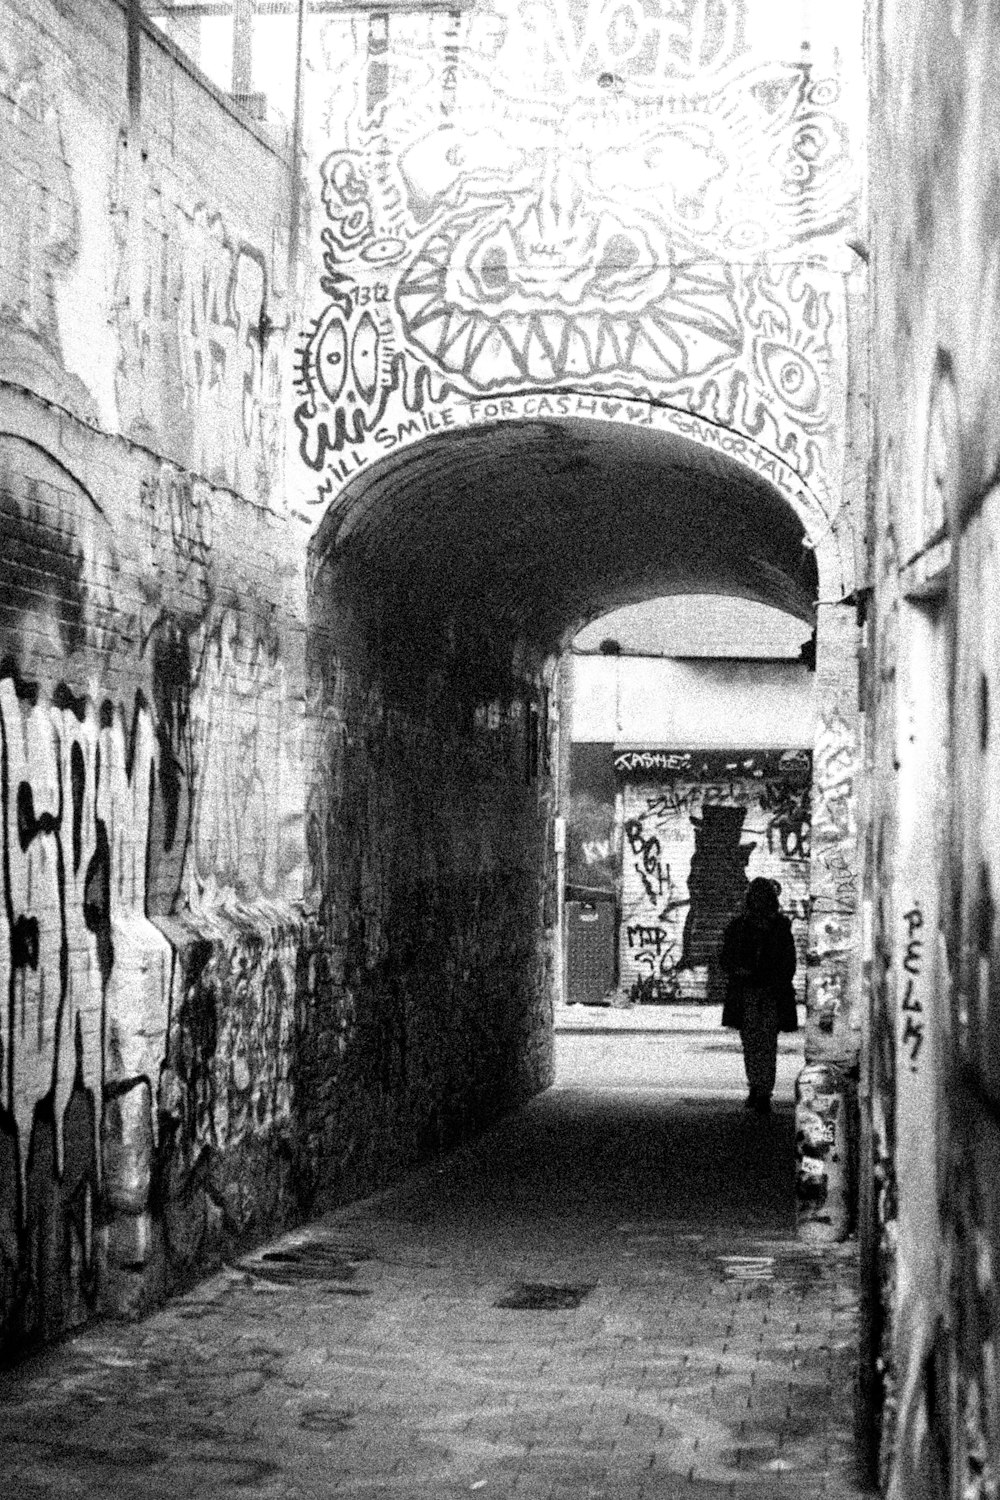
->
xmin=0 ymin=1070 xmax=867 ymax=1499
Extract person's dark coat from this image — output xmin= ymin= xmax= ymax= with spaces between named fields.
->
xmin=719 ymin=909 xmax=798 ymax=1032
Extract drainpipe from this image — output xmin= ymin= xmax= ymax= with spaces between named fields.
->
xmin=232 ymin=0 xmax=254 ymax=96
xmin=287 ymin=0 xmax=307 ymax=280
xmin=553 ymin=654 xmax=574 ymax=1013
xmin=127 ymin=0 xmax=143 ymax=124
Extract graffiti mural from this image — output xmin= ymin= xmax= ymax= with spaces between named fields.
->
xmin=296 ymin=0 xmax=861 ymax=514
xmin=0 ymin=0 xmax=318 ymax=1355
xmin=0 ymin=415 xmax=307 ymax=1353
xmin=0 ymin=36 xmax=89 ymax=413
xmin=0 ymin=670 xmax=167 ymax=1343
xmin=616 ymin=748 xmax=811 ymax=1003
xmin=112 ymin=161 xmax=287 ymax=505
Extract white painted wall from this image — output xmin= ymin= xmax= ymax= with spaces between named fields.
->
xmin=570 ymin=655 xmax=816 ymax=747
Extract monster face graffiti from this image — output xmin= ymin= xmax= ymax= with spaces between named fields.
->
xmin=295 ymin=0 xmax=860 ymax=501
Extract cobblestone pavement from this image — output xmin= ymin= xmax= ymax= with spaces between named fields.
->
xmin=0 ymin=1037 xmax=871 ymax=1499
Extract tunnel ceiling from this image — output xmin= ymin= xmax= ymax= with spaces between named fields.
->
xmin=314 ymin=418 xmax=818 ymax=663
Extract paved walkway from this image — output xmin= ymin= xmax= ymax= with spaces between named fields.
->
xmin=0 ymin=1038 xmax=871 ymax=1499
xmin=552 ymin=1002 xmax=806 ymax=1036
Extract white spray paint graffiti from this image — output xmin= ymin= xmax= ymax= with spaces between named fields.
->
xmin=813 ymin=707 xmax=857 ymax=845
xmin=295 ymin=0 xmax=861 ymax=523
xmin=0 ymin=677 xmax=168 ymax=1187
xmin=112 ymin=161 xmax=285 ymax=504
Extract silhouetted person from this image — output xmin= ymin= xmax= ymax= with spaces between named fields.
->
xmin=719 ymin=877 xmax=798 ymax=1115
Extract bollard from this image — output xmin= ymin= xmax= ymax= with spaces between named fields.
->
xmin=795 ymin=1061 xmax=851 ymax=1241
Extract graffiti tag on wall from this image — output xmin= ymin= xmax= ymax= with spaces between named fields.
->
xmin=0 ymin=677 xmax=160 ymax=1180
xmin=618 ymin=753 xmax=811 ymax=1002
xmin=0 ymin=418 xmax=304 ymax=1349
xmin=112 ymin=164 xmax=286 ymax=505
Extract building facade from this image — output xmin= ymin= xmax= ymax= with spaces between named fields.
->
xmin=562 ymin=648 xmax=815 ymax=1008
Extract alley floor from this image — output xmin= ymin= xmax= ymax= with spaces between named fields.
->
xmin=0 ymin=1027 xmax=870 ymax=1499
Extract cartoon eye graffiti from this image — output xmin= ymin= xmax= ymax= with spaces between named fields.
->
xmin=328 ymin=155 xmax=368 ymax=205
xmin=314 ymin=310 xmax=349 ymax=403
xmin=792 ymin=123 xmax=827 ymax=162
xmin=784 ymin=158 xmax=812 ymax=183
xmin=464 ymin=229 xmax=515 ymax=302
xmin=756 ymin=339 xmax=821 ymax=415
xmin=478 ymin=244 xmax=510 ymax=295
xmin=597 ymin=233 xmax=638 ymax=273
xmin=297 ymin=302 xmax=389 ymax=421
xmin=351 ymin=312 xmax=380 ymax=402
xmin=806 ymin=78 xmax=839 ymax=107
xmin=724 ymin=220 xmax=769 ymax=253
xmin=360 ymin=237 xmax=407 ymax=266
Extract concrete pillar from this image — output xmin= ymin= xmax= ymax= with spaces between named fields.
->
xmin=797 ymin=599 xmax=862 ymax=1239
xmin=552 ymin=653 xmax=574 ymax=1011
xmin=796 ymin=1062 xmax=852 ymax=1241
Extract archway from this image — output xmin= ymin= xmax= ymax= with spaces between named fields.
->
xmin=302 ymin=410 xmax=848 ymax=1192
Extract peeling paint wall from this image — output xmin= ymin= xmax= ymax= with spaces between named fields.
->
xmin=864 ymin=0 xmax=1000 ymax=1492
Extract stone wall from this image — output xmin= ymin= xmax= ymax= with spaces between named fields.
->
xmin=864 ymin=0 xmax=1000 ymax=1490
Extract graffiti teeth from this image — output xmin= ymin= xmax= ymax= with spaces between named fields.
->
xmin=596 ymin=319 xmax=633 ymax=372
xmin=395 ymin=240 xmax=741 ymax=390
xmin=409 ymin=310 xmax=452 ymax=357
xmin=469 ymin=326 xmax=524 ymax=386
xmin=440 ymin=312 xmax=477 ymax=369
xmin=631 ymin=319 xmax=689 ymax=379
xmin=538 ymin=313 xmax=565 ymax=360
xmin=680 ymin=323 xmax=741 ymax=375
xmin=397 ymin=288 xmax=443 ymax=331
xmin=526 ymin=326 xmax=556 ymax=381
xmin=564 ymin=328 xmax=593 ymax=377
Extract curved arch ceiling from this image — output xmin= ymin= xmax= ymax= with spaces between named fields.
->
xmin=312 ymin=418 xmax=818 ymax=663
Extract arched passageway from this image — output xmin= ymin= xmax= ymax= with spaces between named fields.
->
xmin=301 ymin=412 xmax=834 ymax=1202
xmin=309 ymin=415 xmax=821 ymax=653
